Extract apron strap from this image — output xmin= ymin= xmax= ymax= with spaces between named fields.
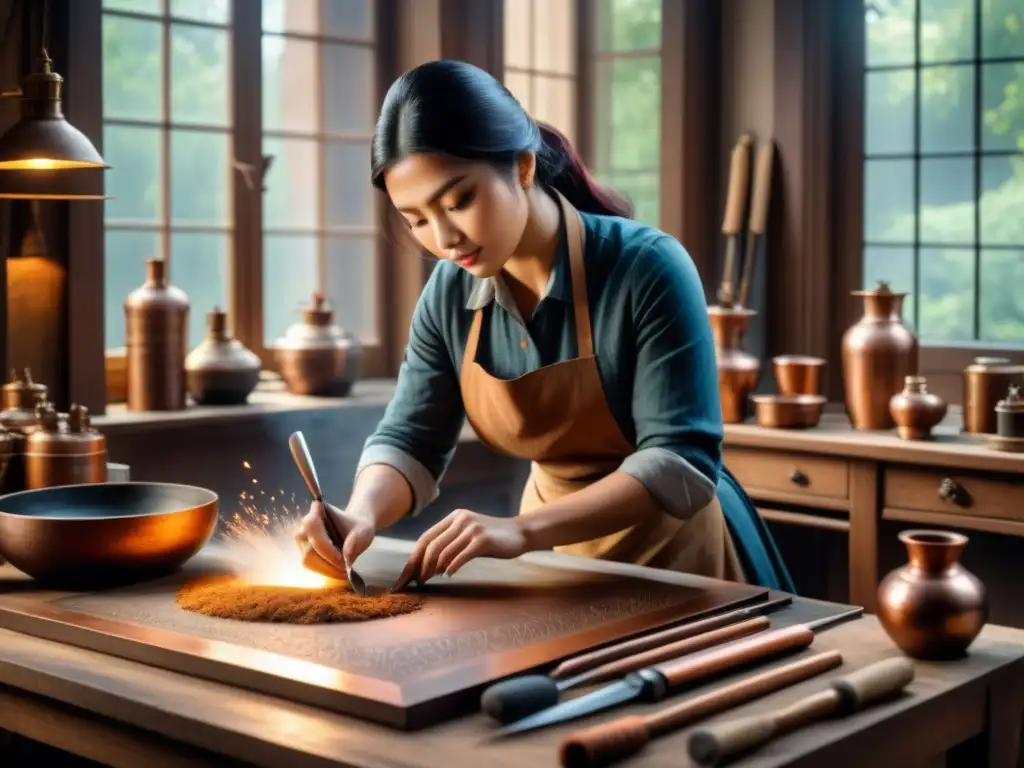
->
xmin=555 ymin=192 xmax=594 ymax=359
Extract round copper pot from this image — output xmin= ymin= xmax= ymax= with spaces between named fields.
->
xmin=751 ymin=394 xmax=826 ymax=429
xmin=708 ymin=307 xmax=760 ymax=424
xmin=889 ymin=375 xmax=947 ymax=440
xmin=0 ymin=482 xmax=218 ymax=587
xmin=772 ymin=355 xmax=826 ymax=396
xmin=876 ymin=529 xmax=987 ymax=660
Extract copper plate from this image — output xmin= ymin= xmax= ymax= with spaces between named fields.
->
xmin=0 ymin=540 xmax=766 ymax=730
xmin=983 ymin=434 xmax=1024 ymax=453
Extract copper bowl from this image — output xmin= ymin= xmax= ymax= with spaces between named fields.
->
xmin=772 ymin=355 xmax=827 ymax=396
xmin=752 ymin=394 xmax=827 ymax=429
xmin=0 ymin=482 xmax=218 ymax=587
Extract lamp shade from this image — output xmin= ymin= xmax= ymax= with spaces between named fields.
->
xmin=0 ymin=52 xmax=108 ymax=190
xmin=0 ymin=115 xmax=107 ymax=170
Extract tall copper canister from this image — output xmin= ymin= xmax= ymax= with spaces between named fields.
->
xmin=24 ymin=403 xmax=108 ymax=490
xmin=963 ymin=357 xmax=1023 ymax=435
xmin=0 ymin=368 xmax=49 ymax=494
xmin=125 ymin=257 xmax=190 ymax=411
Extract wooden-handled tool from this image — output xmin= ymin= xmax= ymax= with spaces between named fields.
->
xmin=289 ymin=431 xmax=368 ymax=594
xmin=716 ymin=134 xmax=752 ymax=308
xmin=558 ymin=650 xmax=843 ymax=768
xmin=736 ymin=140 xmax=774 ymax=309
xmin=687 ymin=656 xmax=915 ymax=766
xmin=482 ymin=616 xmax=771 ymax=724
xmin=493 ymin=608 xmax=864 ymax=737
xmin=550 ymin=596 xmax=792 ymax=681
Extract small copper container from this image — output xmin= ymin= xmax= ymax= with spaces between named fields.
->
xmin=751 ymin=394 xmax=826 ymax=429
xmin=0 ymin=368 xmax=49 ymax=495
xmin=995 ymin=384 xmax=1024 ymax=439
xmin=889 ymin=375 xmax=947 ymax=441
xmin=24 ymin=403 xmax=108 ymax=490
xmin=274 ymin=292 xmax=360 ymax=397
xmin=963 ymin=356 xmax=1022 ymax=435
xmin=772 ymin=355 xmax=826 ymax=396
xmin=185 ymin=307 xmax=262 ymax=405
xmin=0 ymin=367 xmax=48 ymax=433
xmin=125 ymin=257 xmax=190 ymax=412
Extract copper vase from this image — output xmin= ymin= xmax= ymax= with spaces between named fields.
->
xmin=877 ymin=530 xmax=987 ymax=660
xmin=185 ymin=307 xmax=262 ymax=405
xmin=841 ymin=281 xmax=918 ymax=430
xmin=124 ymin=258 xmax=190 ymax=412
xmin=889 ymin=375 xmax=947 ymax=440
xmin=708 ymin=307 xmax=760 ymax=424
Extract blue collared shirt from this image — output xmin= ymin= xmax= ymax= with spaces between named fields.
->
xmin=357 ymin=210 xmax=724 ymax=519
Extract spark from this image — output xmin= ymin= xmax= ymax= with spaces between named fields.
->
xmin=242 ymin=461 xmax=251 ymax=469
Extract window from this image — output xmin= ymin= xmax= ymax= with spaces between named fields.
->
xmin=261 ymin=0 xmax=380 ymax=349
xmin=100 ymin=0 xmax=384 ymax=400
xmin=863 ymin=0 xmax=1024 ymax=345
xmin=101 ymin=0 xmax=233 ymax=353
xmin=590 ymin=0 xmax=662 ymax=226
xmin=503 ymin=0 xmax=578 ymax=144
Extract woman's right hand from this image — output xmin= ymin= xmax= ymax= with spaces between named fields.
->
xmin=296 ymin=501 xmax=376 ymax=573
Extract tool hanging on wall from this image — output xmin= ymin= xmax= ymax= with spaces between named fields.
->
xmin=557 ymin=650 xmax=843 ymax=768
xmin=687 ymin=656 xmax=915 ymax=766
xmin=736 ymin=140 xmax=775 ymax=309
xmin=716 ymin=134 xmax=753 ymax=308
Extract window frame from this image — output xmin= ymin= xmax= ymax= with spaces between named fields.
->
xmin=99 ymin=0 xmax=394 ymax=405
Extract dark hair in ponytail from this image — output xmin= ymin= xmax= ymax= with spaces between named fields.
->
xmin=371 ymin=60 xmax=633 ymax=219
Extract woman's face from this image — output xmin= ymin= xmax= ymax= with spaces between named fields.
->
xmin=384 ymin=152 xmax=532 ymax=278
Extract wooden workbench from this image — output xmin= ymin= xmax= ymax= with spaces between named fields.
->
xmin=724 ymin=410 xmax=1024 ymax=614
xmin=0 ymin=545 xmax=1022 ymax=767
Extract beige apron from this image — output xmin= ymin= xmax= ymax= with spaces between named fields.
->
xmin=459 ymin=192 xmax=745 ymax=580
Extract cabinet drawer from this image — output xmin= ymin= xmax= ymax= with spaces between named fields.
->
xmin=883 ymin=467 xmax=1024 ymax=523
xmin=725 ymin=447 xmax=849 ymax=505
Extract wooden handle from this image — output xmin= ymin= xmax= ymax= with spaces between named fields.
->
xmin=688 ymin=656 xmax=915 ymax=765
xmin=830 ymin=656 xmax=915 ymax=713
xmin=747 ymin=142 xmax=774 ymax=236
xmin=558 ymin=715 xmax=649 ymax=768
xmin=550 ymin=597 xmax=791 ymax=680
xmin=559 ymin=651 xmax=842 ymax=768
xmin=572 ymin=617 xmax=770 ymax=687
xmin=722 ymin=135 xmax=752 ymax=234
xmin=655 ymin=624 xmax=814 ymax=688
xmin=299 ymin=538 xmax=347 ymax=581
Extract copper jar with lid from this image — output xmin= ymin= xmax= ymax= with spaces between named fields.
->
xmin=185 ymin=306 xmax=262 ymax=405
xmin=995 ymin=385 xmax=1024 ymax=439
xmin=25 ymin=403 xmax=108 ymax=490
xmin=125 ymin=257 xmax=190 ymax=412
xmin=274 ymin=292 xmax=361 ymax=396
xmin=0 ymin=367 xmax=48 ymax=433
xmin=963 ymin=356 xmax=1022 ymax=435
xmin=0 ymin=368 xmax=49 ymax=495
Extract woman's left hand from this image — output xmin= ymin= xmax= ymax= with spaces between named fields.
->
xmin=397 ymin=509 xmax=530 ymax=585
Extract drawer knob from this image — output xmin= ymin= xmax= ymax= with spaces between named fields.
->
xmin=938 ymin=478 xmax=971 ymax=508
xmin=789 ymin=469 xmax=809 ymax=487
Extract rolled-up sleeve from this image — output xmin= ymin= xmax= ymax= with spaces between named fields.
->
xmin=617 ymin=235 xmax=724 ymax=520
xmin=357 ymin=265 xmax=466 ymax=516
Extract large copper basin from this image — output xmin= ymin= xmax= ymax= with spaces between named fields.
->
xmin=0 ymin=482 xmax=218 ymax=587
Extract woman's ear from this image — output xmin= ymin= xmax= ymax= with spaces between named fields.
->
xmin=516 ymin=152 xmax=537 ymax=189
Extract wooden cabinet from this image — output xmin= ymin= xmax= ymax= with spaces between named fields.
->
xmin=882 ymin=466 xmax=1024 ymax=537
xmin=726 ymin=447 xmax=849 ymax=510
xmin=724 ymin=412 xmax=1024 ymax=616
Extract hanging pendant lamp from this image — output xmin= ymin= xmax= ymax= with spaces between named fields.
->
xmin=0 ymin=0 xmax=109 ymax=200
